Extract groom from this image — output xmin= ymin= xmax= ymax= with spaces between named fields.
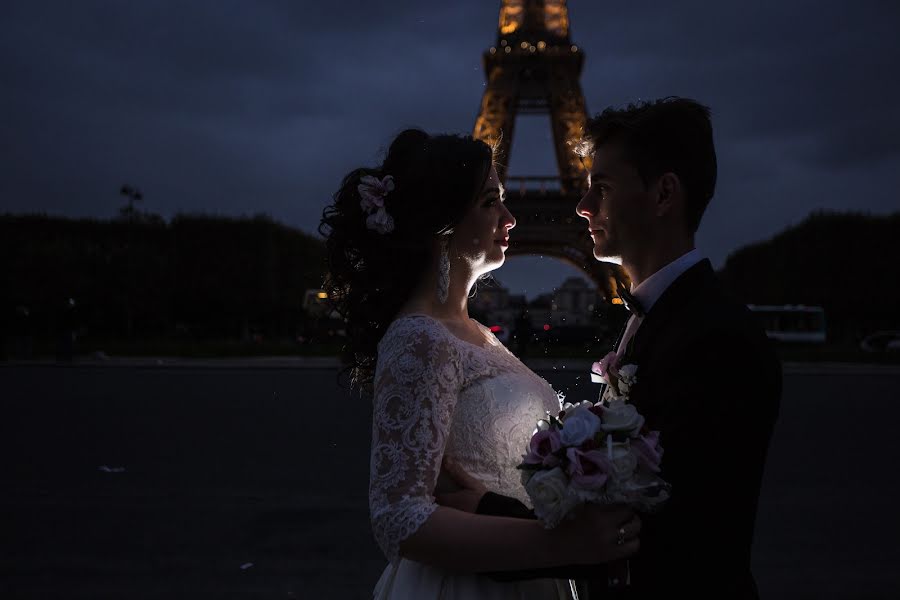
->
xmin=441 ymin=97 xmax=781 ymax=599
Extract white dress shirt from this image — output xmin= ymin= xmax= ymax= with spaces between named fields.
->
xmin=616 ymin=249 xmax=705 ymax=357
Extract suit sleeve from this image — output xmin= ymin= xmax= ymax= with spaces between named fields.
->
xmin=630 ymin=328 xmax=780 ymax=593
xmin=477 ymin=491 xmax=535 ymax=519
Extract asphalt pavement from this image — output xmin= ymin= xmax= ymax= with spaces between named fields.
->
xmin=1 ymin=362 xmax=898 ymax=599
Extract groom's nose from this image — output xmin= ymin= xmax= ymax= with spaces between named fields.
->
xmin=576 ymin=194 xmax=594 ymax=219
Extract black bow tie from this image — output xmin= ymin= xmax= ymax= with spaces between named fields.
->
xmin=615 ymin=275 xmax=645 ymax=317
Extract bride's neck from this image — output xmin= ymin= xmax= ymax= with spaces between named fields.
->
xmin=401 ymin=259 xmax=479 ymax=322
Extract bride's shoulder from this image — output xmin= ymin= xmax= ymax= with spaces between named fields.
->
xmin=376 ymin=314 xmax=464 ymax=382
xmin=469 ymin=317 xmax=495 ymax=337
xmin=379 ymin=313 xmax=449 ymax=348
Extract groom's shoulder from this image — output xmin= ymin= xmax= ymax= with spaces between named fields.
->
xmin=684 ymin=277 xmax=774 ymax=355
xmin=641 ymin=264 xmax=778 ymax=367
xmin=659 ymin=260 xmax=753 ymax=331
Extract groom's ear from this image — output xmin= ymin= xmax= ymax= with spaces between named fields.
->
xmin=655 ymin=172 xmax=681 ymax=217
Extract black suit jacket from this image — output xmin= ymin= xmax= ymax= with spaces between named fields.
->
xmin=479 ymin=260 xmax=781 ymax=599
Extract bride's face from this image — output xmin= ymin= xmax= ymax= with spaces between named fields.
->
xmin=450 ymin=167 xmax=516 ymax=275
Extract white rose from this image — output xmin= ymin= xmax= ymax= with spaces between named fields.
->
xmin=560 ymin=400 xmax=593 ymax=416
xmin=618 ymin=364 xmax=638 ymax=380
xmin=620 ymin=470 xmax=664 ymax=494
xmin=600 ymin=400 xmax=645 ymax=436
xmin=608 ymin=442 xmax=639 ymax=481
xmin=525 ymin=467 xmax=576 ymax=528
xmin=520 ymin=467 xmax=537 ymax=487
xmin=558 ymin=405 xmax=602 ymax=447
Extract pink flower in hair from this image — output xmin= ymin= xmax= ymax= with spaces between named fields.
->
xmin=358 ymin=175 xmax=394 ymax=212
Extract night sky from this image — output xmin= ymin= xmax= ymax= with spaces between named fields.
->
xmin=3 ymin=1 xmax=899 ymax=297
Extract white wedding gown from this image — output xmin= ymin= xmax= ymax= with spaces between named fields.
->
xmin=370 ymin=314 xmax=573 ymax=600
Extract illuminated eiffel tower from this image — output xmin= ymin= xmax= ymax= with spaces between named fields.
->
xmin=473 ymin=0 xmax=624 ymax=300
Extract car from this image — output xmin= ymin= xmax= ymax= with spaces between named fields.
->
xmin=860 ymin=331 xmax=900 ymax=353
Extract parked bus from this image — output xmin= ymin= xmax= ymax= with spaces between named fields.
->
xmin=747 ymin=304 xmax=826 ymax=343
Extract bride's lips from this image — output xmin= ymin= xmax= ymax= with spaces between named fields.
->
xmin=494 ymin=237 xmax=509 ymax=247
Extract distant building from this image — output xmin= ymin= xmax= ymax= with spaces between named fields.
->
xmin=471 ymin=281 xmax=510 ymax=312
xmin=473 ymin=276 xmax=598 ymax=333
xmin=526 ymin=277 xmax=597 ymax=328
xmin=552 ymin=277 xmax=596 ymax=325
xmin=470 ymin=280 xmax=527 ymax=341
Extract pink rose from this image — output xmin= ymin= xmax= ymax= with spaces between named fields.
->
xmin=591 ymin=351 xmax=621 ymax=383
xmin=523 ymin=429 xmax=562 ymax=467
xmin=631 ymin=430 xmax=663 ymax=473
xmin=566 ymin=447 xmax=612 ymax=488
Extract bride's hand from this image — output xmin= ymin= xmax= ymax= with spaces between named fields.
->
xmin=555 ymin=504 xmax=641 ymax=564
xmin=434 ymin=456 xmax=488 ymax=514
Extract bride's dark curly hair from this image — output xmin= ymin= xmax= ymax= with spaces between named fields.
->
xmin=319 ymin=129 xmax=494 ymax=389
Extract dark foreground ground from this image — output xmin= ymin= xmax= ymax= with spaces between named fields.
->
xmin=1 ymin=362 xmax=899 ymax=599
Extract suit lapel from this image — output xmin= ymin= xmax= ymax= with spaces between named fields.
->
xmin=611 ymin=319 xmax=629 ymax=353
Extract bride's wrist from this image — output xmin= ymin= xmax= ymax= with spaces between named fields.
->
xmin=547 ymin=514 xmax=607 ymax=565
xmin=539 ymin=522 xmax=582 ymax=566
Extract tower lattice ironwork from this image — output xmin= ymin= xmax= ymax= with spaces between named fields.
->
xmin=473 ymin=0 xmax=625 ymax=300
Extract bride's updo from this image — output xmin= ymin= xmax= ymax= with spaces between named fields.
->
xmin=319 ymin=129 xmax=494 ymax=388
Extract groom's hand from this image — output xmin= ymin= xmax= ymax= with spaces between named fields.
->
xmin=434 ymin=456 xmax=487 ymax=514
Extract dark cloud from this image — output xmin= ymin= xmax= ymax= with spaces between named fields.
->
xmin=2 ymin=0 xmax=899 ymax=297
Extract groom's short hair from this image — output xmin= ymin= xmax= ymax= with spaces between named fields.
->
xmin=580 ymin=97 xmax=717 ymax=234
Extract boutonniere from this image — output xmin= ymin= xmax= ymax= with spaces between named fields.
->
xmin=590 ymin=352 xmax=638 ymax=402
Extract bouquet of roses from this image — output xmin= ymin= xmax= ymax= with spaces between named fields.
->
xmin=517 ymin=353 xmax=670 ymax=528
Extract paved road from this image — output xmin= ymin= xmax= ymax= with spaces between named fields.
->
xmin=1 ymin=363 xmax=899 ymax=599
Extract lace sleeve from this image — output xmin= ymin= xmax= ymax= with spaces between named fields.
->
xmin=369 ymin=319 xmax=464 ymax=563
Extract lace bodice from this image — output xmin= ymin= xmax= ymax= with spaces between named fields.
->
xmin=369 ymin=314 xmax=562 ymax=563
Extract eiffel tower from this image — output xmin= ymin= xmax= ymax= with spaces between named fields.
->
xmin=473 ymin=0 xmax=624 ymax=301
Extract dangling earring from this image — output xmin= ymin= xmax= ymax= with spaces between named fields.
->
xmin=437 ymin=236 xmax=450 ymax=304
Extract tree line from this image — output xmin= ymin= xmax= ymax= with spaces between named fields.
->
xmin=1 ymin=213 xmax=326 ymax=349
xmin=3 ymin=210 xmax=895 ymax=355
xmin=718 ymin=211 xmax=900 ymax=343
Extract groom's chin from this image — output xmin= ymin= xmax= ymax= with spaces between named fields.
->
xmin=592 ymin=246 xmax=622 ymax=265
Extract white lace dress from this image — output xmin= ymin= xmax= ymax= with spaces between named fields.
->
xmin=369 ymin=314 xmax=572 ymax=600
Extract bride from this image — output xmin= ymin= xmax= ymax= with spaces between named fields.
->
xmin=320 ymin=129 xmax=640 ymax=599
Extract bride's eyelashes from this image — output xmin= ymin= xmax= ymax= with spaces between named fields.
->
xmin=481 ymin=189 xmax=508 ymax=209
xmin=482 ymin=191 xmax=501 ymax=207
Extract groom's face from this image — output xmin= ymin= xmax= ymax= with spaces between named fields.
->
xmin=576 ymin=142 xmax=655 ymax=262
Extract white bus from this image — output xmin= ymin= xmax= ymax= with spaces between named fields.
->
xmin=747 ymin=304 xmax=826 ymax=343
